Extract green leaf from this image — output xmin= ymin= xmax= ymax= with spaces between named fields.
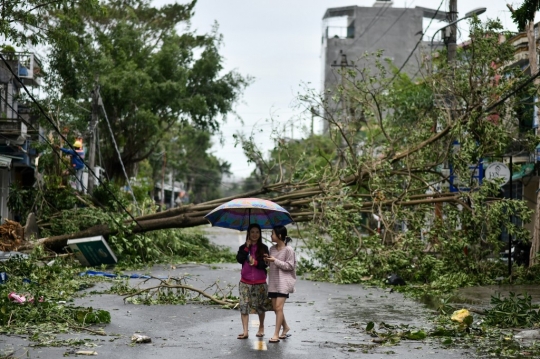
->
xmin=366 ymin=321 xmax=375 ymax=332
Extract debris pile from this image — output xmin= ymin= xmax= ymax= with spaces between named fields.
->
xmin=0 ymin=219 xmax=25 ymax=251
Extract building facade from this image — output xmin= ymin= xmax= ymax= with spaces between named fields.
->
xmin=321 ymin=0 xmax=447 ymax=132
xmin=0 ymin=51 xmax=41 ymax=222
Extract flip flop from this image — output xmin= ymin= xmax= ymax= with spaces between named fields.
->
xmin=237 ymin=334 xmax=249 ymax=339
xmin=279 ymin=334 xmax=291 ymax=339
xmin=255 ymin=333 xmax=264 ymax=337
xmin=269 ymin=338 xmax=280 ymax=343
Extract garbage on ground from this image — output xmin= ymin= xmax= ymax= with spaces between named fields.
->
xmin=79 ymin=270 xmax=167 ymax=279
xmin=451 ymin=309 xmax=473 ymax=325
xmin=131 ymin=333 xmax=152 ymax=343
xmin=67 ymin=236 xmax=117 ymax=267
xmin=0 ymin=250 xmax=29 ymax=261
xmin=386 ymin=273 xmax=406 ymax=286
xmin=8 ymin=292 xmax=44 ymax=304
xmin=514 ymin=330 xmax=540 ymax=340
xmin=75 ymin=350 xmax=98 ymax=356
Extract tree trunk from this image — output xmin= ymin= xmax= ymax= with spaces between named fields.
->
xmin=528 ymin=19 xmax=540 ymax=267
xmin=531 ymin=192 xmax=540 ymax=266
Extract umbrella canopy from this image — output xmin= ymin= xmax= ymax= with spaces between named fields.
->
xmin=204 ymin=198 xmax=293 ymax=231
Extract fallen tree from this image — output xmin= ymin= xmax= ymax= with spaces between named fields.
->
xmin=33 ymin=20 xmax=538 ymax=286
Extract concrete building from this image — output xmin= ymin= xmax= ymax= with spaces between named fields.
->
xmin=321 ymin=0 xmax=447 ymax=131
xmin=0 ymin=51 xmax=41 ymax=222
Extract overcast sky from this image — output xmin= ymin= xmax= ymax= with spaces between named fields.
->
xmin=170 ymin=0 xmax=520 ymax=180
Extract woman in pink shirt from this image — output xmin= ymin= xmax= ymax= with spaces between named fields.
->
xmin=236 ymin=223 xmax=270 ymax=339
xmin=264 ymin=225 xmax=296 ymax=343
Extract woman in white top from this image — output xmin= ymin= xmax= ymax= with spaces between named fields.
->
xmin=264 ymin=225 xmax=296 ymax=343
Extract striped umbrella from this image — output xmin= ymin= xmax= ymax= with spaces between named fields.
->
xmin=204 ymin=198 xmax=293 ymax=231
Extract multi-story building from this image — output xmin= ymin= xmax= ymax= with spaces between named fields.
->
xmin=320 ymin=0 xmax=447 ymax=132
xmin=0 ymin=51 xmax=42 ymax=221
xmin=500 ymin=28 xmax=540 ymax=245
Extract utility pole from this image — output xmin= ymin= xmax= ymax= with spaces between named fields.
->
xmin=310 ymin=106 xmax=316 ymax=136
xmin=340 ymin=52 xmax=348 ymax=125
xmin=447 ymin=0 xmax=458 ymax=63
xmin=331 ymin=51 xmax=353 ymax=167
xmin=87 ymin=79 xmax=99 ymax=194
xmin=161 ymin=152 xmax=166 ymax=209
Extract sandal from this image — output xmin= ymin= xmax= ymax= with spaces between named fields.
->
xmin=269 ymin=338 xmax=280 ymax=343
xmin=255 ymin=333 xmax=264 ymax=337
xmin=237 ymin=334 xmax=249 ymax=339
xmin=279 ymin=334 xmax=291 ymax=339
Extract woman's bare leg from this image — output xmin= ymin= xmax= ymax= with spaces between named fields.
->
xmin=270 ymin=297 xmax=287 ymax=341
xmin=238 ymin=313 xmax=249 ymax=338
xmin=256 ymin=311 xmax=265 ymax=336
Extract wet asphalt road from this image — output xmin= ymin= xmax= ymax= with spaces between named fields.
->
xmin=1 ymin=227 xmax=469 ymax=358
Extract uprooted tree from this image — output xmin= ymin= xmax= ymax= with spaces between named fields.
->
xmin=37 ymin=19 xmax=538 ymax=283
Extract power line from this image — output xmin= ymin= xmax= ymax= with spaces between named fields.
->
xmin=485 ymin=69 xmax=540 ymax=114
xmin=367 ymin=1 xmax=416 ymax=51
xmin=349 ymin=3 xmax=392 ymax=49
xmin=97 ymin=88 xmax=138 ymax=208
xmin=0 ymin=88 xmax=126 ymax=217
xmin=0 ymin=53 xmax=143 ymax=230
xmin=387 ymin=0 xmax=445 ymax=86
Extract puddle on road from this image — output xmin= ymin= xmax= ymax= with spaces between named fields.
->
xmin=456 ymin=284 xmax=540 ymax=305
xmin=418 ymin=284 xmax=540 ymax=311
xmin=252 ymin=340 xmax=267 ymax=351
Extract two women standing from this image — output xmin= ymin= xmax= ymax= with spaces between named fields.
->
xmin=236 ymin=224 xmax=296 ymax=343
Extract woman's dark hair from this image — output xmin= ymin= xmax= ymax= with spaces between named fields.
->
xmin=273 ymin=225 xmax=292 ymax=245
xmin=246 ymin=223 xmax=267 ymax=258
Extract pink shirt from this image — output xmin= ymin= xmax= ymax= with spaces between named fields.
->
xmin=268 ymin=245 xmax=296 ymax=294
xmin=240 ymin=245 xmax=267 ymax=285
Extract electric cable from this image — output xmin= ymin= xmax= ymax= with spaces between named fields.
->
xmin=349 ymin=4 xmax=392 ymax=48
xmin=0 ymin=53 xmax=143 ymax=230
xmin=0 ymin=92 xmax=128 ymax=219
xmin=96 ymin=88 xmax=138 ymax=208
xmin=367 ymin=2 xmax=415 ymax=51
xmin=0 ymin=83 xmax=130 ymax=211
xmin=387 ymin=0 xmax=445 ymax=86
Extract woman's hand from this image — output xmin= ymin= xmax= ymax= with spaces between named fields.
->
xmin=263 ymin=254 xmax=275 ymax=263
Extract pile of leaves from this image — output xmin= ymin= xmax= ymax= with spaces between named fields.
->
xmin=351 ymin=292 xmax=540 ymax=358
xmin=484 ymin=292 xmax=540 ymax=328
xmin=0 ymin=250 xmax=111 ymax=346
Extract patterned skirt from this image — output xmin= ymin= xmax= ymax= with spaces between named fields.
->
xmin=238 ymin=282 xmax=272 ymax=314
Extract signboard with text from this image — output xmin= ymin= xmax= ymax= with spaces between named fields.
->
xmin=484 ymin=161 xmax=511 ymax=186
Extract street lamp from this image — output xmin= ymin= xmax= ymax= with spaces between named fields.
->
xmin=430 ymin=7 xmax=487 ymax=63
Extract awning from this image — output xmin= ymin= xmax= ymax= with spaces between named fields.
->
xmin=512 ymin=163 xmax=535 ymax=181
xmin=0 ymin=155 xmax=12 ymax=169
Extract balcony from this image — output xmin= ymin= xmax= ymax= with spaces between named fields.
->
xmin=1 ymin=52 xmax=42 ymax=87
xmin=0 ymin=117 xmax=27 ymax=142
xmin=325 ymin=26 xmax=355 ymax=40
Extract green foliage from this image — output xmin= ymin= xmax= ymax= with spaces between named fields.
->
xmin=45 ymin=0 xmax=249 ymax=183
xmin=0 ymin=252 xmax=109 ymax=346
xmin=508 ymin=0 xmax=540 ymax=31
xmin=0 ymin=0 xmax=99 ymax=46
xmin=238 ymin=131 xmax=338 ymax=188
xmin=142 ymin=228 xmax=235 ymax=263
xmin=288 ymin=19 xmax=538 ymax=296
xmin=484 ymin=292 xmax=540 ymax=328
xmin=7 ymin=183 xmax=35 ymax=223
xmin=149 ymin=124 xmax=232 ymax=204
